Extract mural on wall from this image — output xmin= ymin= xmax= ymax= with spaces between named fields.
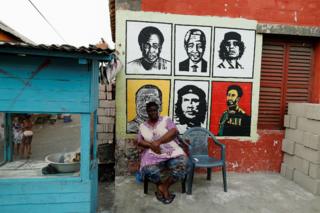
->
xmin=126 ymin=79 xmax=171 ymax=133
xmin=126 ymin=21 xmax=172 ymax=75
xmin=175 ymin=25 xmax=212 ymax=77
xmin=173 ymin=80 xmax=209 ymax=134
xmin=210 ymin=82 xmax=252 ymax=137
xmin=213 ymin=27 xmax=256 ymax=78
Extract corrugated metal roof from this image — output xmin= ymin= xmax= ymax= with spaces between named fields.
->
xmin=0 ymin=41 xmax=114 ymax=56
xmin=0 ymin=21 xmax=35 ymax=44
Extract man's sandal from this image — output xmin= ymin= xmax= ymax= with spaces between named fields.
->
xmin=162 ymin=194 xmax=175 ymax=204
xmin=155 ymin=192 xmax=176 ymax=204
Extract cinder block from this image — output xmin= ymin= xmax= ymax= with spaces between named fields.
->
xmin=108 ymin=108 xmax=116 ymax=116
xmin=295 ymin=143 xmax=320 ymax=164
xmin=106 ymin=92 xmax=113 ymax=100
xmin=285 ymin=129 xmax=304 ymax=145
xmin=280 ymin=163 xmax=294 ymax=180
xmin=283 ymin=153 xmax=294 ymax=165
xmin=97 ymin=124 xmax=107 ymax=133
xmin=97 ymin=133 xmax=108 ymax=140
xmin=99 ymin=91 xmax=106 ymax=100
xmin=309 ymin=163 xmax=320 ymax=179
xmin=282 ymin=139 xmax=295 ymax=155
xmin=283 ymin=154 xmax=309 ymax=175
xmin=280 ymin=163 xmax=286 ymax=177
xmin=293 ymin=156 xmax=310 ymax=175
xmin=303 ymin=132 xmax=320 ymax=150
xmin=305 ymin=103 xmax=320 ymax=121
xmin=98 ymin=140 xmax=108 ymax=145
xmin=293 ymin=170 xmax=320 ymax=195
xmin=289 ymin=115 xmax=297 ymax=129
xmin=105 ymin=133 xmax=114 ymax=140
xmin=99 ymin=84 xmax=106 ymax=91
xmin=98 ymin=117 xmax=108 ymax=124
xmin=284 ymin=115 xmax=291 ymax=128
xmin=98 ymin=123 xmax=114 ymax=132
xmin=99 ymin=100 xmax=108 ymax=108
xmin=98 ymin=133 xmax=114 ymax=140
xmin=97 ymin=108 xmax=107 ymax=116
xmin=106 ymin=83 xmax=113 ymax=92
xmin=297 ymin=117 xmax=320 ymax=135
xmin=288 ymin=102 xmax=307 ymax=117
xmin=108 ymin=100 xmax=116 ymax=108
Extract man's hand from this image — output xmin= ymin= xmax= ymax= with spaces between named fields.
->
xmin=150 ymin=141 xmax=161 ymax=154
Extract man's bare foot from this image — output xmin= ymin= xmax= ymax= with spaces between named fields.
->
xmin=158 ymin=183 xmax=170 ymax=199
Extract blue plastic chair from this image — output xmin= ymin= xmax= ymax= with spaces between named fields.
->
xmin=182 ymin=127 xmax=227 ymax=194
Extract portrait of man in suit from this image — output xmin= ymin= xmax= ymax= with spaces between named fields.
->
xmin=179 ymin=29 xmax=207 ymax=73
xmin=127 ymin=26 xmax=170 ymax=72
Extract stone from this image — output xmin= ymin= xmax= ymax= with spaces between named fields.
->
xmin=284 ymin=115 xmax=291 ymax=128
xmin=297 ymin=117 xmax=320 ymax=135
xmin=285 ymin=129 xmax=304 ymax=145
xmin=281 ymin=139 xmax=295 ymax=155
xmin=309 ymin=163 xmax=320 ymax=179
xmin=295 ymin=143 xmax=320 ymax=164
xmin=289 ymin=115 xmax=297 ymax=129
xmin=283 ymin=154 xmax=309 ymax=175
xmin=107 ymin=92 xmax=113 ymax=100
xmin=288 ymin=102 xmax=307 ymax=117
xmin=293 ymin=170 xmax=320 ymax=195
xmin=305 ymin=103 xmax=320 ymax=121
xmin=280 ymin=163 xmax=294 ymax=180
xmin=99 ymin=91 xmax=106 ymax=100
xmin=303 ymin=131 xmax=320 ymax=150
xmin=99 ymin=84 xmax=106 ymax=91
xmin=99 ymin=100 xmax=108 ymax=108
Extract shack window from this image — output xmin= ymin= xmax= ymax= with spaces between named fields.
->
xmin=0 ymin=113 xmax=81 ymax=178
xmin=258 ymin=36 xmax=314 ymax=129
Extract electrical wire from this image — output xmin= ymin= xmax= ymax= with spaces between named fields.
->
xmin=27 ymin=0 xmax=67 ymax=43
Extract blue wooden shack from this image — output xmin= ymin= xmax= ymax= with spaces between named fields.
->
xmin=0 ymin=42 xmax=113 ymax=213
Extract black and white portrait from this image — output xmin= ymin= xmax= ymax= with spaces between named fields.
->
xmin=126 ymin=21 xmax=172 ymax=75
xmin=175 ymin=25 xmax=211 ymax=77
xmin=213 ymin=28 xmax=255 ymax=78
xmin=173 ymin=80 xmax=209 ymax=134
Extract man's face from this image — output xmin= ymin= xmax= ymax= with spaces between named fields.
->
xmin=186 ymin=33 xmax=204 ymax=63
xmin=136 ymin=88 xmax=161 ymax=120
xmin=181 ymin=93 xmax=200 ymax=119
xmin=226 ymin=89 xmax=239 ymax=108
xmin=225 ymin=39 xmax=240 ymax=59
xmin=146 ymin=105 xmax=159 ymax=122
xmin=141 ymin=34 xmax=161 ymax=63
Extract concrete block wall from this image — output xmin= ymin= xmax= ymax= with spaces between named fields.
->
xmin=97 ymin=83 xmax=116 ymax=164
xmin=281 ymin=103 xmax=320 ymax=195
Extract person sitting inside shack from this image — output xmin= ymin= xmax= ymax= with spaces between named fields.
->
xmin=137 ymin=101 xmax=188 ymax=204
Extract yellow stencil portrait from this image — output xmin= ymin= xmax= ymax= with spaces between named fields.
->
xmin=127 ymin=79 xmax=171 ymax=121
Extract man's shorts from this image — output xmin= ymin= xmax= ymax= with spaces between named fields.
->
xmin=141 ymin=155 xmax=188 ymax=183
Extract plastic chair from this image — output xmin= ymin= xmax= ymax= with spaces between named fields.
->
xmin=182 ymin=127 xmax=227 ymax=194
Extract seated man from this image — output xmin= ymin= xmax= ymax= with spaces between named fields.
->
xmin=137 ymin=101 xmax=188 ymax=204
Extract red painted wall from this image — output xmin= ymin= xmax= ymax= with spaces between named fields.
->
xmin=209 ymin=130 xmax=284 ymax=172
xmin=142 ymin=0 xmax=320 ymax=26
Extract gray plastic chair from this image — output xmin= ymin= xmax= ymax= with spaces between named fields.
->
xmin=182 ymin=127 xmax=227 ymax=194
